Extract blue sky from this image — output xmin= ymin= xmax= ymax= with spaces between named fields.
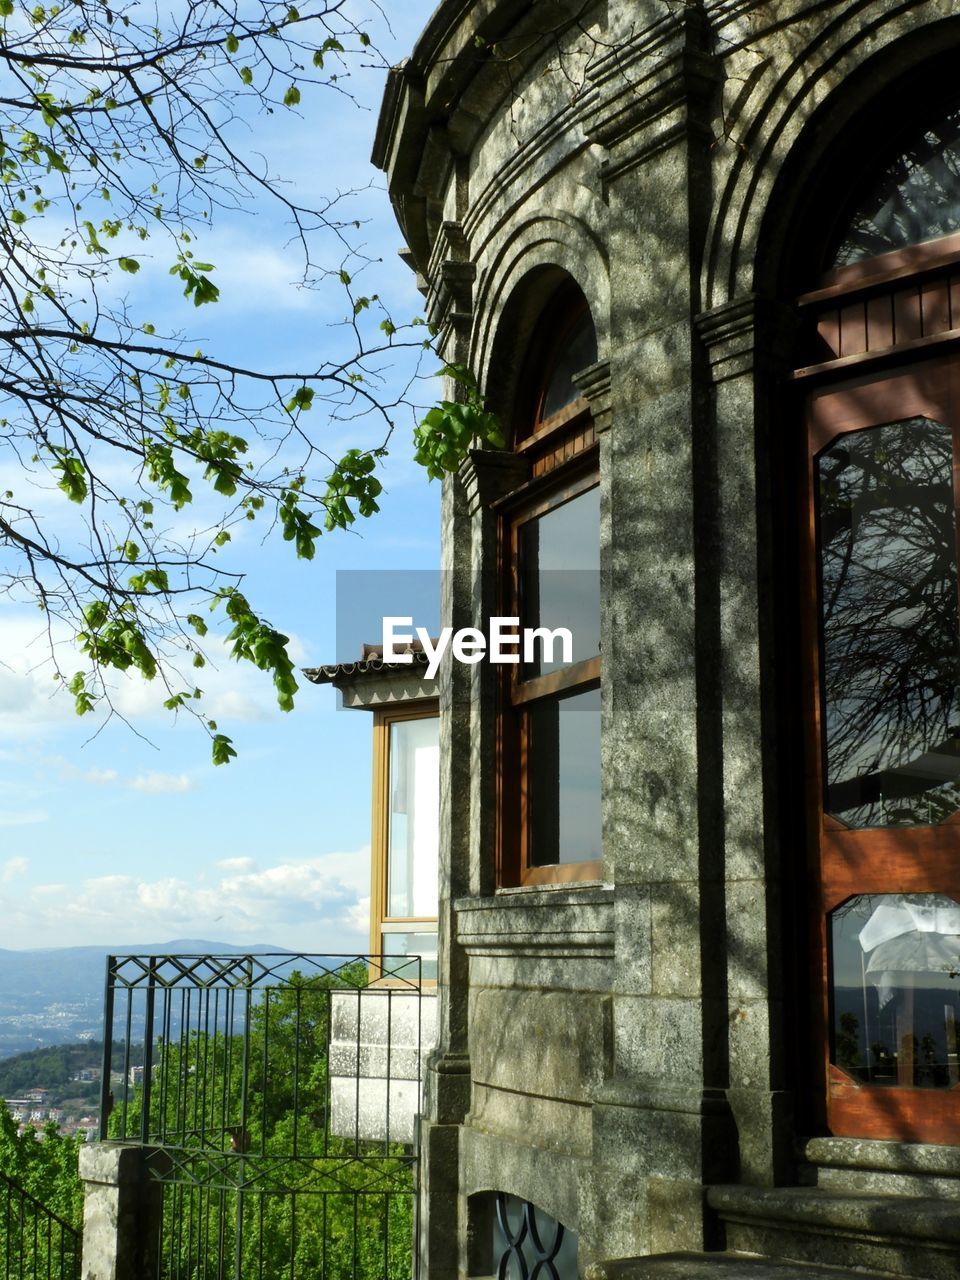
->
xmin=0 ymin=3 xmax=441 ymax=952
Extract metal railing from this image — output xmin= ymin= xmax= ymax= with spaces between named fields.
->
xmin=101 ymin=952 xmax=425 ymax=1280
xmin=0 ymin=1169 xmax=82 ymax=1280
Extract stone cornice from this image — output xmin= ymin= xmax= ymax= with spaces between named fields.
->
xmin=372 ymin=0 xmax=603 ymax=273
xmin=574 ymin=359 xmax=613 ymax=433
xmin=584 ymin=9 xmax=722 ymax=183
xmin=457 ymin=448 xmax=527 ymax=516
xmin=695 ymin=295 xmax=797 ymax=381
xmin=425 ymin=221 xmax=477 ymax=346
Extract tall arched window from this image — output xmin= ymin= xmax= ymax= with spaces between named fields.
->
xmin=496 ymin=284 xmax=601 ymax=887
xmin=795 ymin=98 xmax=960 ymax=1144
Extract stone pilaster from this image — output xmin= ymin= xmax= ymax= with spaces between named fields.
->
xmin=79 ymin=1143 xmax=166 ymax=1280
xmin=694 ymin=293 xmax=798 ymax=1186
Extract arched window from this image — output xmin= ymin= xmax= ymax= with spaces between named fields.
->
xmin=832 ymin=102 xmax=960 ymax=267
xmin=794 ymin=97 xmax=960 ymax=1144
xmin=496 ymin=285 xmax=601 ymax=887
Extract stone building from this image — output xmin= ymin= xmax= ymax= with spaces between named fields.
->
xmin=372 ymin=1 xmax=960 ymax=1277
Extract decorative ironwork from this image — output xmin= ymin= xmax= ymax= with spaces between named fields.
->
xmin=494 ymin=1194 xmax=573 ymax=1280
xmin=0 ymin=1168 xmax=81 ymax=1280
xmin=101 ymin=952 xmax=424 ymax=1280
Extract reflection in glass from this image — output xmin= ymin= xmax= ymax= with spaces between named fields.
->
xmin=528 ymin=688 xmax=601 ymax=865
xmin=817 ymin=418 xmax=960 ymax=827
xmin=520 ymin=486 xmax=600 ymax=677
xmin=541 ymin=313 xmax=598 ymax=420
xmin=380 ymin=929 xmax=438 ymax=983
xmin=831 ymin=894 xmax=960 ymax=1087
xmin=387 ymin=718 xmax=440 ymax=917
xmin=834 ymin=106 xmax=960 ymax=265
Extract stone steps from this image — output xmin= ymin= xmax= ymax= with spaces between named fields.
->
xmin=708 ymin=1183 xmax=960 ymax=1279
xmin=587 ymin=1251 xmax=900 ymax=1280
xmin=797 ymin=1136 xmax=960 ymax=1199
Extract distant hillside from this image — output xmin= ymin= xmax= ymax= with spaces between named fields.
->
xmin=0 ymin=940 xmax=289 ymax=1059
xmin=0 ymin=1040 xmax=136 ymax=1098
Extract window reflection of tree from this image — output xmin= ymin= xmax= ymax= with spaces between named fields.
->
xmin=835 ymin=108 xmax=960 ymax=264
xmin=818 ymin=418 xmax=960 ymax=827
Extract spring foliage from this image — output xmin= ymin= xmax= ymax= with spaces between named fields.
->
xmin=0 ymin=0 xmax=449 ymax=761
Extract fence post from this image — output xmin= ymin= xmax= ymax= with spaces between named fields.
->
xmin=78 ymin=1144 xmax=167 ymax=1280
xmin=98 ymin=957 xmax=115 ymax=1141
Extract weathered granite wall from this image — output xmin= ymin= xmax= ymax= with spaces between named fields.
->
xmin=373 ymin=1 xmax=960 ymax=1277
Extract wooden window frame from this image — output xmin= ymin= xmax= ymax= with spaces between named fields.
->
xmin=369 ymin=701 xmax=439 ymax=986
xmin=496 ymin=446 xmax=602 ymax=888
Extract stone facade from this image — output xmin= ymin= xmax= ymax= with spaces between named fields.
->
xmin=373 ymin=3 xmax=960 ymax=1278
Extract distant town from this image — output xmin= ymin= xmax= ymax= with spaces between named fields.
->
xmin=4 ymin=1075 xmax=99 ymax=1142
xmin=0 ymin=938 xmax=261 ymax=1141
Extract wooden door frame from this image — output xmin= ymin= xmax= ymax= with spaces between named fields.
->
xmin=801 ymin=352 xmax=960 ymax=1143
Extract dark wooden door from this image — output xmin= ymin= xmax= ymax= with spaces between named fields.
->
xmin=806 ymin=355 xmax=960 ymax=1143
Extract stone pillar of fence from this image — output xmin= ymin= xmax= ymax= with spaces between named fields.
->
xmin=78 ymin=1143 xmax=166 ymax=1280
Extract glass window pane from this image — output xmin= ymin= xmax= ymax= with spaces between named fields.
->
xmin=541 ymin=313 xmax=598 ymax=420
xmin=520 ymin=486 xmax=600 ymax=677
xmin=834 ymin=106 xmax=960 ymax=265
xmin=817 ymin=417 xmax=960 ymax=827
xmin=831 ymin=893 xmax=960 ymax=1088
xmin=387 ymin=717 xmax=439 ymax=918
xmin=528 ymin=688 xmax=601 ymax=866
xmin=381 ymin=930 xmax=437 ymax=983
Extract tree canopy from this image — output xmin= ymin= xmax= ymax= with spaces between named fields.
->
xmin=0 ymin=0 xmax=452 ymax=762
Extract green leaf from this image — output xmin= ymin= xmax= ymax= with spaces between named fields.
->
xmin=225 ymin=32 xmax=239 ymax=53
xmin=283 ymin=85 xmax=301 ymax=108
xmin=118 ymin=256 xmax=139 ymax=273
xmin=284 ymin=385 xmax=314 ymax=413
xmin=212 ymin=733 xmax=237 ymax=766
xmin=82 ymin=600 xmax=108 ymax=628
xmin=413 ymin=365 xmax=503 ymax=480
xmin=52 ymin=452 xmax=88 ymax=503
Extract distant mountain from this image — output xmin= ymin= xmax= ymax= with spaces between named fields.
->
xmin=0 ymin=940 xmax=290 ymax=1059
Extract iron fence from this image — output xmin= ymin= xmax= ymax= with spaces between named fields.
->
xmin=0 ymin=1168 xmax=81 ymax=1280
xmin=101 ymin=952 xmax=426 ymax=1280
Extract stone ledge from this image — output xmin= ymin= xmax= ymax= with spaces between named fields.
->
xmin=800 ymin=1136 xmax=960 ymax=1177
xmin=586 ymin=1253 xmax=900 ymax=1280
xmin=455 ymin=885 xmax=614 ymax=956
xmin=708 ymin=1184 xmax=960 ymax=1243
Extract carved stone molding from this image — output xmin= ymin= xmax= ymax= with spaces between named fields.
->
xmin=695 ymin=295 xmax=797 ymax=382
xmin=574 ymin=358 xmax=612 ymax=434
xmin=458 ymin=448 xmax=526 ymax=516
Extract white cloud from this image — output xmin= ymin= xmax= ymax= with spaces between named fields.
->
xmin=43 ymin=756 xmax=192 ymax=794
xmin=0 ymin=846 xmax=373 ymax=950
xmin=0 ymin=810 xmax=47 ymax=828
xmin=0 ymin=609 xmax=298 ymax=745
xmin=346 ymin=894 xmax=370 ymax=935
xmin=83 ymin=767 xmax=121 ymax=785
xmin=1 ymin=856 xmax=28 ymax=882
xmin=128 ymin=772 xmax=193 ymax=794
xmin=215 ymin=856 xmax=256 ymax=872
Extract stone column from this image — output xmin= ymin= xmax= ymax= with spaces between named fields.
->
xmin=580 ymin=2 xmax=732 ymax=1260
xmin=695 ymin=294 xmax=798 ymax=1187
xmin=417 ymin=462 xmax=473 ymax=1280
xmin=79 ymin=1143 xmax=166 ymax=1280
